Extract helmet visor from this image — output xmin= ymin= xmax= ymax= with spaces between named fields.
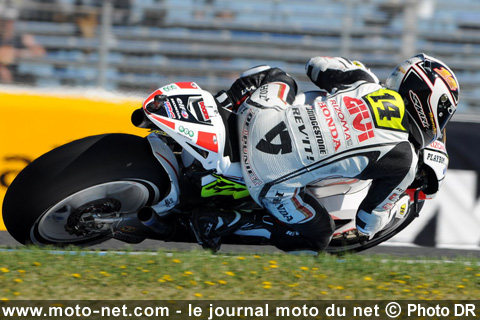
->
xmin=437 ymin=94 xmax=456 ymax=131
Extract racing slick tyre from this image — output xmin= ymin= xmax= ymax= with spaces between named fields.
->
xmin=2 ymin=134 xmax=169 ymax=246
xmin=326 ymin=202 xmax=423 ymax=254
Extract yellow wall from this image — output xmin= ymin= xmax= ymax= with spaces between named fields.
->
xmin=0 ymin=89 xmax=148 ymax=230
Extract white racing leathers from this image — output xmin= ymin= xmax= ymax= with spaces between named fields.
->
xmin=237 ymin=80 xmax=418 ymax=251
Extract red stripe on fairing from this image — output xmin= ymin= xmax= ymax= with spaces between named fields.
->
xmin=150 ymin=114 xmax=175 ymax=129
xmin=176 ymin=82 xmax=199 ymax=89
xmin=155 ymin=152 xmax=179 ymax=179
xmin=406 ymin=188 xmax=427 ymax=201
xmin=197 ymin=131 xmax=218 ymax=153
xmin=292 ymin=195 xmax=314 ymax=223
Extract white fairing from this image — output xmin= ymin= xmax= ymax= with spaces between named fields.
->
xmin=142 ymin=82 xmax=233 ymax=174
xmin=308 ymin=179 xmax=371 ymax=236
xmin=143 ymin=82 xmax=244 ymax=215
xmin=146 ymin=133 xmax=181 ymax=213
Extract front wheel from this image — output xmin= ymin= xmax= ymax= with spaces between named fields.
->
xmin=326 ymin=202 xmax=422 ymax=254
xmin=2 ymin=134 xmax=169 ymax=246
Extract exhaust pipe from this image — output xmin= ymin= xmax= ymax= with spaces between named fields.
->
xmin=137 ymin=206 xmax=171 ymax=235
xmin=131 ymin=108 xmax=156 ymax=129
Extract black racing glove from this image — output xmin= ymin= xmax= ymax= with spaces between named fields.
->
xmin=216 ymin=65 xmax=298 ymax=111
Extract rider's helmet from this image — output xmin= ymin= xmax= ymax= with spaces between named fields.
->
xmin=385 ymin=53 xmax=459 ymax=149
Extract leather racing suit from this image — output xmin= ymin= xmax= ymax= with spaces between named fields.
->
xmin=236 ymin=58 xmax=418 ymax=252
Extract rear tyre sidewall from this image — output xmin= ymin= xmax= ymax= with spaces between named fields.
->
xmin=2 ymin=134 xmax=169 ymax=245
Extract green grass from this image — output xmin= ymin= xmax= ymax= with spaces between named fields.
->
xmin=0 ymin=247 xmax=478 ymax=300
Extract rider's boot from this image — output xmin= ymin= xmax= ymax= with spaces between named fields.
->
xmin=270 ymin=212 xmax=334 ymax=253
xmin=190 ymin=209 xmax=246 ymax=252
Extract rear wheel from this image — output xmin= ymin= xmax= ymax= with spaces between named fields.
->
xmin=2 ymin=134 xmax=169 ymax=246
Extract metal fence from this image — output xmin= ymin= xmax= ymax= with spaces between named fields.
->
xmin=1 ymin=0 xmax=479 ymax=111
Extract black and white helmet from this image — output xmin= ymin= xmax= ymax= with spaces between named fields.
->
xmin=386 ymin=53 xmax=459 ymax=149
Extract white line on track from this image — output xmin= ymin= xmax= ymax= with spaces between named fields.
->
xmin=0 ymin=248 xmax=478 ymax=266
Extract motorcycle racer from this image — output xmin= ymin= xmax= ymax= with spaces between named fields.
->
xmin=191 ymin=53 xmax=459 ymax=253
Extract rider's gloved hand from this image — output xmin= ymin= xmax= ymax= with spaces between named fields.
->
xmin=225 ymin=65 xmax=273 ymax=109
xmin=305 ymin=56 xmax=379 ymax=93
xmin=355 ymin=208 xmax=393 ymax=240
xmin=217 ymin=65 xmax=298 ymax=111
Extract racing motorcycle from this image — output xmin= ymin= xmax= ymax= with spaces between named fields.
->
xmin=2 ymin=82 xmax=448 ymax=253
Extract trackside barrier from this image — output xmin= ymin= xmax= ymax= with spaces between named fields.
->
xmin=0 ymin=88 xmax=146 ymax=230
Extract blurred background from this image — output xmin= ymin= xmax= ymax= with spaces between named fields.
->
xmin=0 ymin=0 xmax=479 ymax=112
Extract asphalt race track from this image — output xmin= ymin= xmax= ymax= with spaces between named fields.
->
xmin=1 ymin=231 xmax=479 ymax=258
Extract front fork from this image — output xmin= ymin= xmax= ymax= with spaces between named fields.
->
xmin=143 ymin=133 xmax=181 ymax=215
